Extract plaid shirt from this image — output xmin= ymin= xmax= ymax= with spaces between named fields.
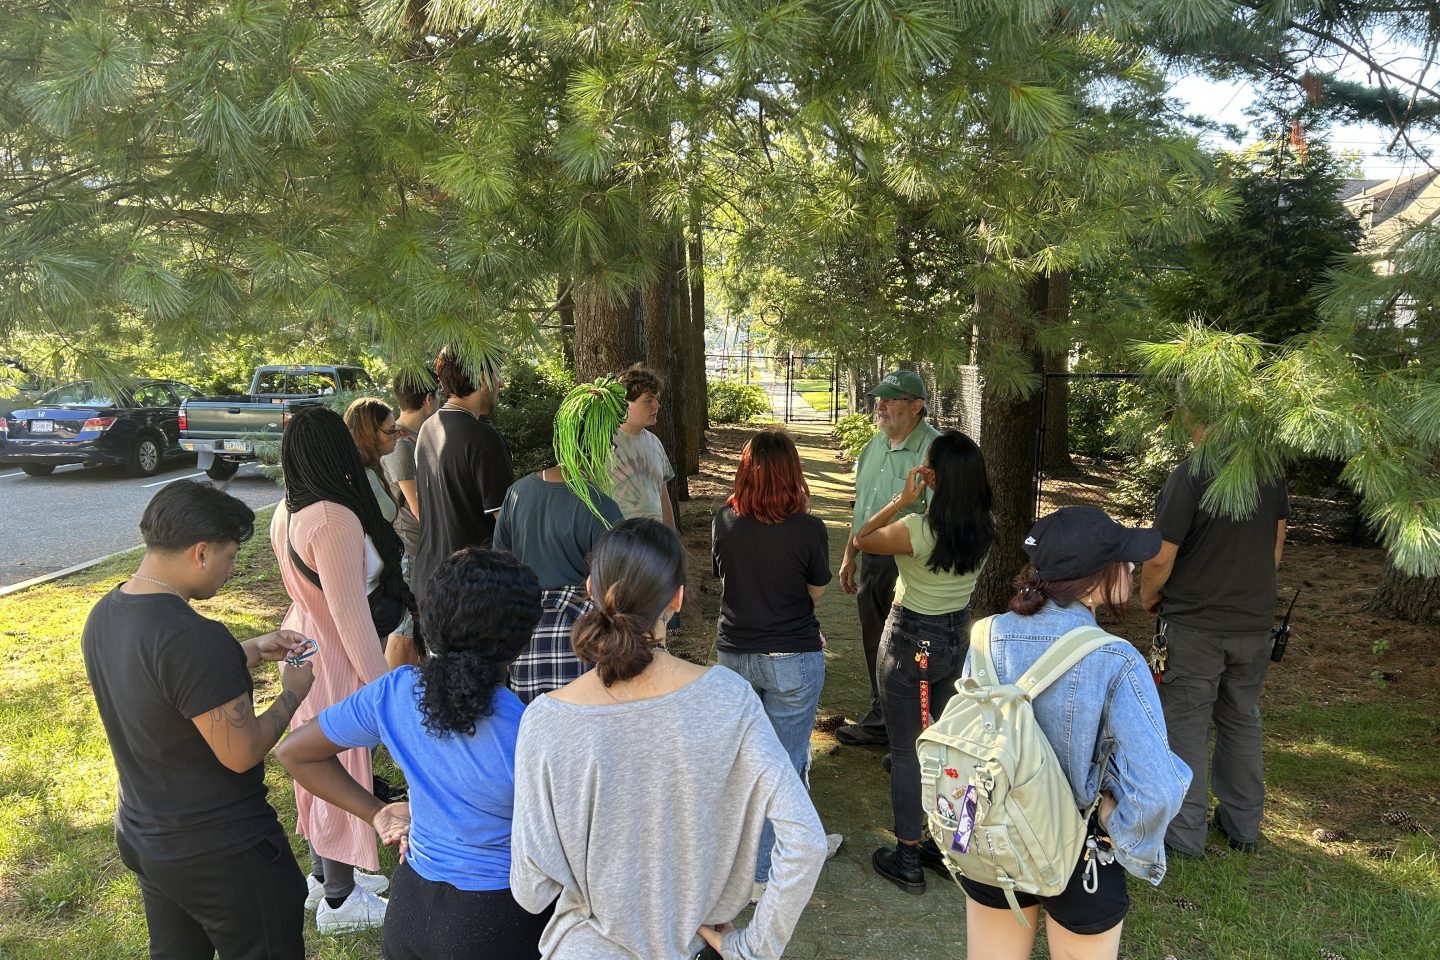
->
xmin=509 ymin=585 xmax=594 ymax=704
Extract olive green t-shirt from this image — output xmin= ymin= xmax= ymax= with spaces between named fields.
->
xmin=893 ymin=513 xmax=980 ymax=615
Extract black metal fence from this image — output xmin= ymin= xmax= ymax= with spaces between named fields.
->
xmin=705 ymin=352 xmax=842 ymax=423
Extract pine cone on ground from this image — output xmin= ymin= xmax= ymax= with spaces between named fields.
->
xmin=1319 ymin=950 xmax=1346 ymax=960
xmin=1381 ymin=809 xmax=1420 ymax=832
xmin=1311 ymin=828 xmax=1349 ymax=843
xmin=813 ymin=713 xmax=845 ymax=732
xmin=1172 ymin=897 xmax=1199 ymax=912
xmin=1366 ymin=846 xmax=1394 ymax=860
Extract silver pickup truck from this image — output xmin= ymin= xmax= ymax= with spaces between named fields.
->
xmin=180 ymin=364 xmax=376 ymax=478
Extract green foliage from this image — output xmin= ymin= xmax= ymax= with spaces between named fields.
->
xmin=1149 ymin=139 xmax=1363 ymax=343
xmin=832 ymin=411 xmax=878 ymax=461
xmin=491 ymin=359 xmax=576 ymax=477
xmin=707 ymin=380 xmax=770 ymax=425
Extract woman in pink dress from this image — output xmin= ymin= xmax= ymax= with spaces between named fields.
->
xmin=269 ymin=405 xmax=416 ymax=934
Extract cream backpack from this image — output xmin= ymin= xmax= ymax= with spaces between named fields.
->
xmin=916 ymin=616 xmax=1114 ymax=924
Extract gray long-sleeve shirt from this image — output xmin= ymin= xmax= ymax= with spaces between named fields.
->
xmin=510 ymin=666 xmax=827 ymax=960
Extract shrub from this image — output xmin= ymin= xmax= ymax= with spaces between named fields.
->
xmin=708 ymin=380 xmax=771 ymax=424
xmin=832 ymin=412 xmax=877 ymax=460
xmin=491 ymin=358 xmax=575 ymax=476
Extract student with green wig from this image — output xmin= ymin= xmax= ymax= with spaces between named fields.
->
xmin=494 ymin=379 xmax=627 ymax=702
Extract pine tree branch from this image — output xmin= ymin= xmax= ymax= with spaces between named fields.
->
xmin=1227 ymin=0 xmax=1440 ymax=104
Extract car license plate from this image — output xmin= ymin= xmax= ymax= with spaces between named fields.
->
xmin=31 ymin=420 xmax=54 ymax=434
xmin=223 ymin=439 xmax=249 ymax=453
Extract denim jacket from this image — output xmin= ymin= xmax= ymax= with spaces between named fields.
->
xmin=962 ymin=600 xmax=1192 ymax=885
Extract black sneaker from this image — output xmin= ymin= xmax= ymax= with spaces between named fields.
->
xmin=835 ymin=724 xmax=887 ymax=746
xmin=373 ymin=775 xmax=408 ymax=803
xmin=1213 ymin=813 xmax=1257 ymax=853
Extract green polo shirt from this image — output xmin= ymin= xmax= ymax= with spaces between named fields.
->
xmin=850 ymin=419 xmax=942 ymax=537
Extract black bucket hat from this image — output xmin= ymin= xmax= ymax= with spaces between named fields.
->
xmin=1022 ymin=506 xmax=1161 ymax=581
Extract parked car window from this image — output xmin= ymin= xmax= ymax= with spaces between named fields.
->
xmin=254 ymin=370 xmax=339 ymax=396
xmin=339 ymin=368 xmax=368 ymax=391
xmin=169 ymin=382 xmax=204 ymax=401
xmin=40 ymin=382 xmax=117 ymax=407
xmin=132 ymin=384 xmax=174 ymax=407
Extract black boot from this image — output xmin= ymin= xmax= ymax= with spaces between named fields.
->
xmin=916 ymin=838 xmax=951 ymax=877
xmin=872 ymin=842 xmax=926 ymax=895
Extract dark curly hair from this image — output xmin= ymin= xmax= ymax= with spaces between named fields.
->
xmin=416 ymin=549 xmax=541 ymax=736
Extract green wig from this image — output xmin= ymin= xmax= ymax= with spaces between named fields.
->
xmin=553 ymin=377 xmax=627 ymax=523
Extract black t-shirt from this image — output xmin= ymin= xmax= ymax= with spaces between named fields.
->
xmin=413 ymin=407 xmax=515 ymax=600
xmin=711 ymin=506 xmax=832 ymax=654
xmin=1154 ymin=456 xmax=1290 ymax=632
xmin=81 ymin=587 xmax=277 ymax=860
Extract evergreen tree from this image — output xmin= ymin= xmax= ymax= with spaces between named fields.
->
xmin=1150 ymin=138 xmax=1363 ymax=343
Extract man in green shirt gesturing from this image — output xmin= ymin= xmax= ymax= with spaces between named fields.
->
xmin=836 ymin=370 xmax=941 ymax=748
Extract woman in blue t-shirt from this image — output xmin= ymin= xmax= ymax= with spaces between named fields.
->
xmin=851 ymin=430 xmax=994 ymax=895
xmin=279 ymin=549 xmax=550 ymax=960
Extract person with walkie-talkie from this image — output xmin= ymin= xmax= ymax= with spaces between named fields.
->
xmin=1140 ymin=416 xmax=1289 ymax=859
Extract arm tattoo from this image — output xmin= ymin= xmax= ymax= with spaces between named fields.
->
xmin=263 ymin=690 xmax=302 ymax=741
xmin=208 ymin=698 xmax=250 ymax=729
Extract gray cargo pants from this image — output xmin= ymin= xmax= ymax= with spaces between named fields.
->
xmin=1158 ymin=621 xmax=1273 ymax=856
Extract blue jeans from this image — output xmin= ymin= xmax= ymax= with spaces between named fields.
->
xmin=717 ymin=649 xmax=826 ymax=883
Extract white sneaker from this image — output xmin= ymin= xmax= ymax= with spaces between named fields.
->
xmin=305 ymin=871 xmax=390 ymax=910
xmin=315 ymin=886 xmax=388 ymax=934
xmin=825 ymin=833 xmax=845 ymax=860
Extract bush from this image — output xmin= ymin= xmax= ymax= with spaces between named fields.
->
xmin=832 ymin=412 xmax=877 ymax=460
xmin=708 ymin=380 xmax=771 ymax=424
xmin=491 ymin=358 xmax=575 ymax=476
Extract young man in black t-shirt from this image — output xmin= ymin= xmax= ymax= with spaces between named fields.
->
xmin=83 ymin=480 xmax=315 ymax=958
xmin=413 ymin=345 xmax=515 ymax=600
xmin=1140 ymin=424 xmax=1288 ymax=858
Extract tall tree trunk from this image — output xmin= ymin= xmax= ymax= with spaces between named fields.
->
xmin=685 ymin=212 xmax=708 ymax=467
xmin=972 ymin=277 xmax=1048 ymax=616
xmin=1041 ymin=271 xmax=1074 ymax=473
xmin=573 ymin=283 xmax=641 ymax=383
xmin=557 ymin=277 xmax=575 ymax=370
xmin=643 ymin=235 xmax=689 ymax=502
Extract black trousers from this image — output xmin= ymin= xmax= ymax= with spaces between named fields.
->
xmin=115 ymin=824 xmax=306 ymax=960
xmin=854 ymin=553 xmax=900 ymax=737
xmin=877 ymin=605 xmax=970 ymax=841
xmin=382 ymin=858 xmax=552 ymax=960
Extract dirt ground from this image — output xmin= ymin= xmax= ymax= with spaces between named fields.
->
xmin=1034 ymin=456 xmax=1440 ymax=705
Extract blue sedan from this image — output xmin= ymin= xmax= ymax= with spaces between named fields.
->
xmin=0 ymin=379 xmax=204 ymax=478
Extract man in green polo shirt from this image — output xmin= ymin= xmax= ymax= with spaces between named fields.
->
xmin=836 ymin=369 xmax=941 ymax=747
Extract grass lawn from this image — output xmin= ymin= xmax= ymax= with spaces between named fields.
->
xmin=793 ymin=378 xmax=848 ymax=416
xmin=3 ymin=426 xmax=1439 ymax=959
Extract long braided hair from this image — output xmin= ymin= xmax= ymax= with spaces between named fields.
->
xmin=282 ymin=405 xmax=419 ymax=649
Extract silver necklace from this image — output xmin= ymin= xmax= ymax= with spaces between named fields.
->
xmin=129 ymin=573 xmax=185 ymax=600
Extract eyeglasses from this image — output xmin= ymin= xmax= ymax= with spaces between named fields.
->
xmin=380 ymin=426 xmax=400 ymax=436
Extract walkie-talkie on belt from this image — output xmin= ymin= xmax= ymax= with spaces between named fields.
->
xmin=1271 ymin=589 xmax=1300 ymax=663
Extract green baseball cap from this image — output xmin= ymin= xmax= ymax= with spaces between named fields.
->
xmin=868 ymin=370 xmax=927 ymax=400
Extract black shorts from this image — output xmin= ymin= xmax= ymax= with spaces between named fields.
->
xmin=959 ymin=852 xmax=1128 ymax=935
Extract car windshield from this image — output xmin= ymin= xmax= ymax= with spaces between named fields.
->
xmin=38 ymin=382 xmax=118 ymax=407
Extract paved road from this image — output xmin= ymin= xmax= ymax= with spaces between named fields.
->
xmin=0 ymin=459 xmax=281 ymax=587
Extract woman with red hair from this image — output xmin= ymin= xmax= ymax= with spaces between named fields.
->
xmin=711 ymin=429 xmax=842 ymax=900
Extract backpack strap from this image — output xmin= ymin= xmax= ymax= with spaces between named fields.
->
xmin=1014 ymin=625 xmax=1114 ymax=701
xmin=966 ymin=615 xmax=999 ymax=684
xmin=284 ymin=509 xmax=324 ymax=592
